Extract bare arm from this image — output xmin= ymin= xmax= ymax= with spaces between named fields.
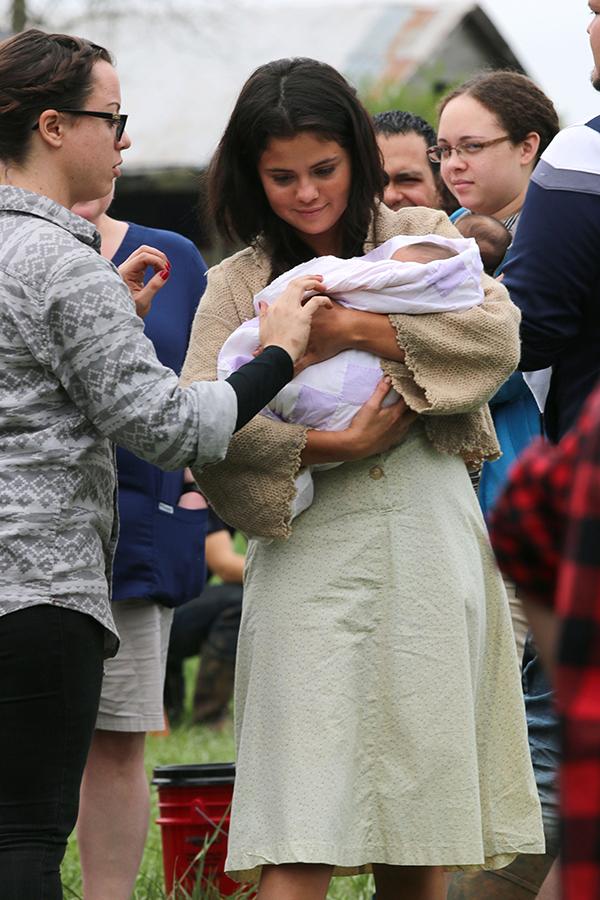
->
xmin=353 ymin=310 xmax=405 ymax=361
xmin=295 ymin=302 xmax=404 ymax=373
xmin=205 ymin=530 xmax=245 ymax=584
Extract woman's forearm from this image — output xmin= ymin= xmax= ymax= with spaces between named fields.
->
xmin=205 ymin=531 xmax=245 ymax=583
xmin=347 ymin=309 xmax=405 ymax=361
xmin=300 ymin=429 xmax=356 ymax=466
xmin=297 ymin=305 xmax=405 ymax=372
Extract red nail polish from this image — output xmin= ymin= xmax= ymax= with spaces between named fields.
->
xmin=160 ymin=269 xmax=169 ymax=280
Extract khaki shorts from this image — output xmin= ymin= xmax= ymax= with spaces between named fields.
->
xmin=96 ymin=598 xmax=173 ymax=732
xmin=503 ymin=575 xmax=528 ymax=666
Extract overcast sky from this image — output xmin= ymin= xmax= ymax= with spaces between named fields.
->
xmin=0 ymin=1 xmax=597 ymax=126
xmin=480 ymin=0 xmax=597 ymax=125
xmin=239 ymin=0 xmax=599 ymax=125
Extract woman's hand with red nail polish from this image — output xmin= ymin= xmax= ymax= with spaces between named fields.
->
xmin=117 ymin=245 xmax=170 ymax=318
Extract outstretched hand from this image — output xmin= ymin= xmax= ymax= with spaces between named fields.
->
xmin=258 ymin=275 xmax=333 ymax=364
xmin=118 ymin=244 xmax=171 ymax=319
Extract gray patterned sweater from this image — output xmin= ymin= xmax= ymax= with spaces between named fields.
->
xmin=0 ymin=187 xmax=237 ymax=655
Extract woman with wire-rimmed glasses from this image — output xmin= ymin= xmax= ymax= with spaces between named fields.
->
xmin=434 ymin=72 xmax=559 ymax=236
xmin=435 ymin=71 xmax=563 ymax=900
xmin=0 ymin=29 xmax=328 ymax=899
xmin=435 ymin=71 xmax=559 ymax=553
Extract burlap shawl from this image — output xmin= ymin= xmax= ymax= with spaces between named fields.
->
xmin=181 ymin=204 xmax=520 ymax=539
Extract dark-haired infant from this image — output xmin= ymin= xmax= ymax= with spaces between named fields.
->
xmin=455 ymin=214 xmax=512 ymax=275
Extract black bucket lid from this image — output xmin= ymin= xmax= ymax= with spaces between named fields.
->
xmin=152 ymin=762 xmax=235 ymax=787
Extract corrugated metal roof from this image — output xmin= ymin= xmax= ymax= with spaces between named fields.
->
xmin=26 ymin=0 xmax=515 ymax=170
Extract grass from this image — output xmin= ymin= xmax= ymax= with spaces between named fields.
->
xmin=62 ymin=658 xmax=374 ymax=899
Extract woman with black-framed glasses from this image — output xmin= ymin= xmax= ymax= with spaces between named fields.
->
xmin=33 ymin=108 xmax=129 ymax=141
xmin=0 ymin=28 xmax=328 ymax=899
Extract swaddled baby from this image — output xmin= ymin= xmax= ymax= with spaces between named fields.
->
xmin=218 ymin=233 xmax=484 ymax=517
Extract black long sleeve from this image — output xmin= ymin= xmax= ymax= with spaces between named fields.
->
xmin=225 ymin=345 xmax=294 ymax=432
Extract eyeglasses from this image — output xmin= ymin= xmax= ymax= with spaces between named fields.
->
xmin=426 ymin=135 xmax=511 ymax=163
xmin=32 ymin=109 xmax=128 ymax=142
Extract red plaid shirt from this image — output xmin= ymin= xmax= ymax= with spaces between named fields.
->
xmin=490 ymin=386 xmax=600 ymax=900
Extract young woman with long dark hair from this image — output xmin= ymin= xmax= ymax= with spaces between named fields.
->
xmin=182 ymin=57 xmax=545 ymax=900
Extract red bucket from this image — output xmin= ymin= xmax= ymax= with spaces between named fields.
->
xmin=152 ymin=762 xmax=251 ymax=897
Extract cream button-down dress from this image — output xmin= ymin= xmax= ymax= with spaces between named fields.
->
xmin=225 ymin=424 xmax=544 ymax=882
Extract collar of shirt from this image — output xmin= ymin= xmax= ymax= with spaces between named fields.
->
xmin=0 ymin=185 xmax=101 ymax=252
xmin=502 ymin=211 xmax=521 ymax=237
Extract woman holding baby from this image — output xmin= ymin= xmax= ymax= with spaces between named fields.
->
xmin=182 ymin=58 xmax=544 ymax=900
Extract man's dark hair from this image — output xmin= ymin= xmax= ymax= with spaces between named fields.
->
xmin=372 ymin=109 xmax=458 ymax=214
xmin=209 ymin=57 xmax=386 ymax=280
xmin=372 ymin=109 xmax=437 ymax=151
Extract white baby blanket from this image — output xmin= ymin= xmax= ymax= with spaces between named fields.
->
xmin=217 ymin=234 xmax=484 ymax=517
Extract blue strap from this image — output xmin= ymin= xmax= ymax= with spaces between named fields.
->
xmin=585 ymin=114 xmax=600 ymax=135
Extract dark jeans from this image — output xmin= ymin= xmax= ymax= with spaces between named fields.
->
xmin=165 ymin=583 xmax=242 ymax=723
xmin=0 ymin=605 xmax=104 ymax=900
xmin=522 ymin=634 xmax=561 ymax=849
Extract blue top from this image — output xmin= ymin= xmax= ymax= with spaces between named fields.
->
xmin=450 ymin=209 xmax=542 ymax=518
xmin=111 ymin=222 xmax=208 ymax=605
xmin=478 ymin=371 xmax=542 ymax=518
xmin=503 ymin=116 xmax=600 ymax=444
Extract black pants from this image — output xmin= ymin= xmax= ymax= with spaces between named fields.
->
xmin=165 ymin=583 xmax=242 ymax=722
xmin=0 ymin=605 xmax=105 ymax=900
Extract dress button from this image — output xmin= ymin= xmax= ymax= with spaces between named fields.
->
xmin=369 ymin=465 xmax=384 ymax=480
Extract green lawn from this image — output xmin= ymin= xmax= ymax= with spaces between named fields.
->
xmin=62 ymin=659 xmax=374 ymax=899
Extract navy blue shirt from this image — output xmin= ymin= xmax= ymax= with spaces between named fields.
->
xmin=111 ymin=223 xmax=208 ymax=605
xmin=504 ymin=116 xmax=600 ymax=444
